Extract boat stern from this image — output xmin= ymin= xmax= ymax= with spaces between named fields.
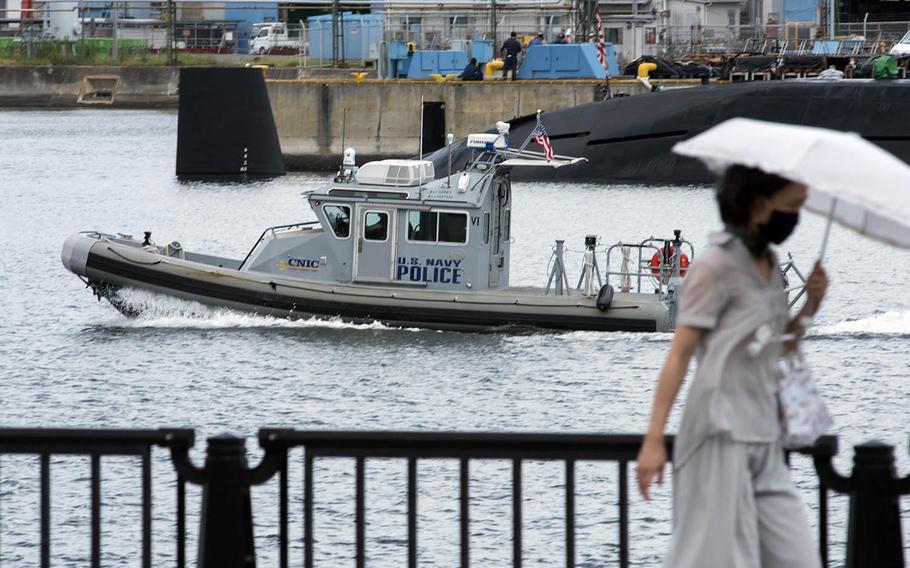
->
xmin=61 ymin=232 xmax=98 ymax=278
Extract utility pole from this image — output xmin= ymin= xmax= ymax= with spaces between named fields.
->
xmin=167 ymin=0 xmax=176 ymax=66
xmin=490 ymin=0 xmax=497 ymax=46
xmin=331 ymin=0 xmax=341 ymax=67
xmin=112 ymin=1 xmax=118 ymax=60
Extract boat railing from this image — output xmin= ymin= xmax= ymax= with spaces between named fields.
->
xmin=604 ymin=237 xmax=695 ymax=295
xmin=603 ymin=243 xmax=663 ymax=294
xmin=238 ymin=221 xmax=320 ymax=270
xmin=780 ymin=252 xmax=809 ymax=309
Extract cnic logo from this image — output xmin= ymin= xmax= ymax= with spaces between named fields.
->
xmin=277 ymin=258 xmax=321 ymax=271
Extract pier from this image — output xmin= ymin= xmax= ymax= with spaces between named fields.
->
xmin=0 ymin=427 xmax=906 ymax=566
xmin=267 ymin=79 xmax=613 ymax=170
xmin=0 ymin=64 xmax=681 ymax=170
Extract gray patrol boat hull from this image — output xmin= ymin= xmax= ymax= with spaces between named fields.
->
xmin=63 ymin=233 xmax=671 ymax=333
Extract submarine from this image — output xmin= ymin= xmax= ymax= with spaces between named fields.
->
xmin=428 ymin=79 xmax=910 ymax=184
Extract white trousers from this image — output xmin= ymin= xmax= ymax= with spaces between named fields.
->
xmin=664 ymin=435 xmax=821 ymax=568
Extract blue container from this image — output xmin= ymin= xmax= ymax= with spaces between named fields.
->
xmin=470 ymin=40 xmax=494 ymax=64
xmin=406 ymin=50 xmax=468 ymax=79
xmin=307 ymin=12 xmax=384 ymax=61
xmin=387 ymin=40 xmax=412 ymax=78
xmin=516 ymin=44 xmax=618 ymax=79
xmin=449 ymin=39 xmax=493 ymax=64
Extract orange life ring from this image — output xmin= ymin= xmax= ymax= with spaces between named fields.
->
xmin=650 ymin=247 xmax=689 ymax=278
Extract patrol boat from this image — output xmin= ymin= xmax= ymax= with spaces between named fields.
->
xmin=61 ymin=123 xmax=690 ymax=332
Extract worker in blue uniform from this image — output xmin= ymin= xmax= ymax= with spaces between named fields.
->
xmin=459 ymin=57 xmax=484 ymax=81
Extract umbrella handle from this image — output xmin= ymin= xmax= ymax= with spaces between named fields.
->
xmin=817 ymin=197 xmax=837 ymax=261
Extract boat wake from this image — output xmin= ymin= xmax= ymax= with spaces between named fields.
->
xmin=98 ymin=288 xmax=411 ymax=332
xmin=812 ymin=310 xmax=910 ymax=338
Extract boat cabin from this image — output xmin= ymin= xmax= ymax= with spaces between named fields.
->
xmin=241 ymin=151 xmax=513 ymax=291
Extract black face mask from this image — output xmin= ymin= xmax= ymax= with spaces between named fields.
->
xmin=758 ymin=210 xmax=800 ymax=245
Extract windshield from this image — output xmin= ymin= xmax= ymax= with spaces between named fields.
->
xmin=901 ymin=31 xmax=910 ymax=45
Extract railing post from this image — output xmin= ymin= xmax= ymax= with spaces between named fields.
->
xmin=197 ymin=434 xmax=256 ymax=568
xmin=845 ymin=441 xmax=904 ymax=568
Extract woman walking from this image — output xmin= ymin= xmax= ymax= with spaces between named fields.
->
xmin=636 ymin=165 xmax=829 ymax=567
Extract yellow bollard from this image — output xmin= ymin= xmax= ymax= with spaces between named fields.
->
xmin=637 ymin=62 xmax=657 ymax=79
xmin=485 ymin=59 xmax=504 ymax=78
xmin=350 ymin=72 xmax=368 ymax=83
xmin=429 ymin=73 xmax=457 ymax=83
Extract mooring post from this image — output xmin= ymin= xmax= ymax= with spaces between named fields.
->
xmin=845 ymin=441 xmax=904 ymax=568
xmin=197 ymin=434 xmax=256 ymax=568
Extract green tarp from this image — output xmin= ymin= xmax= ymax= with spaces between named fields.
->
xmin=873 ymin=55 xmax=899 ymax=80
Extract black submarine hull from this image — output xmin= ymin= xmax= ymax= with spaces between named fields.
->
xmin=176 ymin=68 xmax=286 ymax=177
xmin=444 ymin=80 xmax=910 ymax=184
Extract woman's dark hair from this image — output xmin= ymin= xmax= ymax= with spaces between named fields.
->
xmin=716 ymin=165 xmax=792 ymax=228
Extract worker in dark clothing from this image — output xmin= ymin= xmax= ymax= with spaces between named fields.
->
xmin=553 ymin=33 xmax=568 ymax=44
xmin=459 ymin=57 xmax=484 ymax=81
xmin=501 ymin=31 xmax=522 ymax=81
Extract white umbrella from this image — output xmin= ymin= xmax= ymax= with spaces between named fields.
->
xmin=673 ymin=118 xmax=910 ymax=253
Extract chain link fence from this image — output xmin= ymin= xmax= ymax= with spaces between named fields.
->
xmin=1 ymin=4 xmax=908 ymax=65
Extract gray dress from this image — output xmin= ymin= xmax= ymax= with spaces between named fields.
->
xmin=664 ymin=232 xmax=820 ymax=568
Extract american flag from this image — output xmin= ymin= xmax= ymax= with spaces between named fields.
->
xmin=532 ymin=119 xmax=554 ymax=161
xmin=594 ymin=2 xmax=609 ymax=75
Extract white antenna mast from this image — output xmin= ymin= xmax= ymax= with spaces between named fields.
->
xmin=341 ymin=108 xmax=347 ymax=159
xmin=418 ymin=96 xmax=425 ymax=160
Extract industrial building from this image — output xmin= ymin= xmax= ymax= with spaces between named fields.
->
xmin=1 ymin=0 xmax=906 ymax=63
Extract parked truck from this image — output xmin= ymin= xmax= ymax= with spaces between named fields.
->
xmin=249 ymin=22 xmax=304 ymax=55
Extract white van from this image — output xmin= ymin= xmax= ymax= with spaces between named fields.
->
xmin=890 ymin=30 xmax=910 ymax=57
xmin=249 ymin=23 xmax=304 ymax=55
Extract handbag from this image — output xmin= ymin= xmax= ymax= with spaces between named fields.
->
xmin=776 ymin=349 xmax=833 ymax=449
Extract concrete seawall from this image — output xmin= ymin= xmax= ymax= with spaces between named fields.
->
xmin=0 ymin=65 xmax=299 ymax=108
xmin=267 ymin=79 xmax=611 ymax=169
xmin=0 ymin=65 xmax=702 ymax=170
xmin=0 ymin=66 xmax=179 ymax=107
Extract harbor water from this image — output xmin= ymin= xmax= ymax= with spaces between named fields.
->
xmin=1 ymin=109 xmax=909 ymax=566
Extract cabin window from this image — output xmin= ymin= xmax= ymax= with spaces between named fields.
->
xmin=406 ymin=210 xmax=468 ymax=244
xmin=364 ymin=211 xmax=389 ymax=241
xmin=438 ymin=212 xmax=467 ymax=243
xmin=482 ymin=212 xmax=490 ymax=245
xmin=407 ymin=210 xmax=437 ymax=242
xmin=323 ymin=205 xmax=351 ymax=238
xmin=503 ymin=211 xmax=511 ymax=240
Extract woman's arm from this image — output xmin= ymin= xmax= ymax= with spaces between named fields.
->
xmin=635 ymin=325 xmax=703 ymax=500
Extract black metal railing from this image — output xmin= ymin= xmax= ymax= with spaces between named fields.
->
xmin=252 ymin=431 xmax=844 ymax=568
xmin=0 ymin=428 xmax=195 ymax=568
xmin=0 ymin=427 xmax=907 ymax=567
xmin=258 ymin=430 xmax=668 ymax=568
